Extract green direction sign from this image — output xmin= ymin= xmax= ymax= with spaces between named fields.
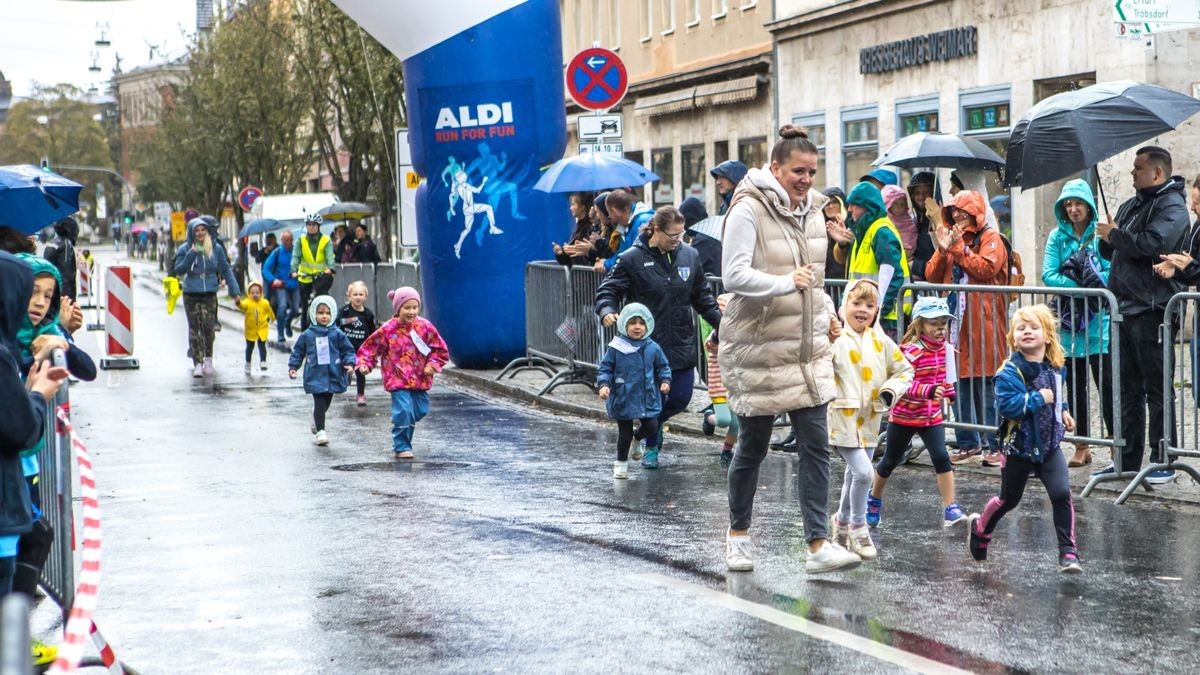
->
xmin=1115 ymin=0 xmax=1200 ymax=24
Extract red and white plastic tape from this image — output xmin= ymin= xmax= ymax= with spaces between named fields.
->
xmin=48 ymin=407 xmax=122 ymax=675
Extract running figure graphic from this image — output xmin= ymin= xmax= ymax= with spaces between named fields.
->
xmin=441 ymin=156 xmax=467 ymax=221
xmin=451 ymin=171 xmax=502 ymax=259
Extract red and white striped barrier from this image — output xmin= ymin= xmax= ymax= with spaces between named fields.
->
xmin=48 ymin=409 xmax=124 ymax=675
xmin=99 ymin=266 xmax=138 ymax=370
xmin=77 ymin=264 xmax=91 ymax=307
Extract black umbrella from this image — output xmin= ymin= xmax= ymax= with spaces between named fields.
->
xmin=872 ymin=132 xmax=1005 ymax=171
xmin=1004 ymin=81 xmax=1200 ymax=212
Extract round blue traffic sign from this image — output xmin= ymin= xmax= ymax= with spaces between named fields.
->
xmin=566 ymin=48 xmax=628 ymax=111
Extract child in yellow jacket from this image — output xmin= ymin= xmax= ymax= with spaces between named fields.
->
xmin=238 ymin=281 xmax=275 ymax=374
xmin=828 ymin=279 xmax=913 ymax=561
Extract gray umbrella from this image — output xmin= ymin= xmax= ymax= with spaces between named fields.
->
xmin=1004 ymin=81 xmax=1200 ymax=196
xmin=871 ymin=132 xmax=1005 ymax=171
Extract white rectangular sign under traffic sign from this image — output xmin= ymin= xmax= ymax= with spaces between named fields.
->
xmin=1114 ymin=0 xmax=1200 ymax=24
xmin=579 ymin=142 xmax=624 ymax=157
xmin=578 ymin=114 xmax=623 ymax=140
xmin=1115 ymin=18 xmax=1200 ymax=36
xmin=396 ymin=128 xmax=419 ymax=248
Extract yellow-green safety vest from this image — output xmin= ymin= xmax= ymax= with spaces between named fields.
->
xmin=849 ymin=216 xmax=913 ymax=322
xmin=297 ymin=235 xmax=331 ymax=283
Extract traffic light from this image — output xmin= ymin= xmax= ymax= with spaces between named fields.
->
xmin=39 ymin=157 xmax=50 ymax=172
xmin=123 ymin=213 xmax=133 ymax=225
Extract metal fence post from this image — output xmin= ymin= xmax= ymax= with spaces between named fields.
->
xmin=0 ymin=595 xmax=31 ymax=675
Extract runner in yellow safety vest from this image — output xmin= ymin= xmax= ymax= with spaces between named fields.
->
xmin=291 ymin=213 xmax=334 ymax=330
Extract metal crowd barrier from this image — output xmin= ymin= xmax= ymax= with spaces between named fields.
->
xmin=497 ymin=262 xmax=596 ymax=395
xmin=1117 ymin=292 xmax=1200 ymax=504
xmin=39 ymin=349 xmax=75 ymax=621
xmin=326 ymin=262 xmax=423 ymax=322
xmin=894 ymin=282 xmax=1150 ymax=502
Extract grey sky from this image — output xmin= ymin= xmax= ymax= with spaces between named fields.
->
xmin=0 ymin=0 xmax=195 ymax=99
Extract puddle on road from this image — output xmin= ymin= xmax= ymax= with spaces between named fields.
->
xmin=331 ymin=461 xmax=472 ymax=472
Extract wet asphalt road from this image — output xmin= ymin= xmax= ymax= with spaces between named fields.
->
xmin=45 ymin=254 xmax=1200 ymax=673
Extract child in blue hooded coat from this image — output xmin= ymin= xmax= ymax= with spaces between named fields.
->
xmin=596 ymin=303 xmax=671 ymax=478
xmin=289 ymin=295 xmax=356 ymax=447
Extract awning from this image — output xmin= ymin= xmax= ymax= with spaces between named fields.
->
xmin=694 ymin=75 xmax=760 ymax=107
xmin=634 ymin=87 xmax=697 ymax=116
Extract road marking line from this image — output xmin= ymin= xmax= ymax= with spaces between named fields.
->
xmin=637 ymin=573 xmax=972 ymax=675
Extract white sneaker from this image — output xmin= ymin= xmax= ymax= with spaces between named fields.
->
xmin=315 ymin=430 xmax=329 ymax=446
xmin=726 ymin=532 xmax=754 ymax=572
xmin=244 ymin=363 xmax=252 ymax=375
xmin=612 ymin=461 xmax=628 ymax=479
xmin=630 ymin=440 xmax=645 ymax=461
xmin=192 ymin=364 xmax=203 ymax=378
xmin=260 ymin=362 xmax=268 ymax=371
xmin=805 ymin=541 xmax=862 ymax=575
xmin=848 ymin=524 xmax=878 ymax=561
xmin=202 ymin=357 xmax=214 ymax=375
xmin=829 ymin=516 xmax=850 ymax=549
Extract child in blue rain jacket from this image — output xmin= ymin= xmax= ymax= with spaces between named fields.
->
xmin=289 ymin=295 xmax=356 ymax=447
xmin=596 ymin=303 xmax=671 ymax=478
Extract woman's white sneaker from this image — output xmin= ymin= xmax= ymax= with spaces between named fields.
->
xmin=612 ymin=461 xmax=629 ymax=479
xmin=848 ymin=525 xmax=878 ymax=561
xmin=315 ymin=430 xmax=329 ymax=446
xmin=726 ymin=533 xmax=754 ymax=572
xmin=805 ymin=541 xmax=861 ymax=574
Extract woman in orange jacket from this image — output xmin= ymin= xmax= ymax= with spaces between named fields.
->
xmin=924 ymin=190 xmax=1009 ymax=466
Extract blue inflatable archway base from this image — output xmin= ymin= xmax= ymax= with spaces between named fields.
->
xmin=404 ymin=0 xmax=569 ymax=369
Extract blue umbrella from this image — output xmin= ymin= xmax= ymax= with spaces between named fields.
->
xmin=534 ymin=153 xmax=659 ymax=193
xmin=0 ymin=165 xmax=83 ymax=234
xmin=238 ymin=218 xmax=282 ymax=238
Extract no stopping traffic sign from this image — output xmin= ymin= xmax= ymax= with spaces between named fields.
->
xmin=566 ymin=47 xmax=628 ymax=111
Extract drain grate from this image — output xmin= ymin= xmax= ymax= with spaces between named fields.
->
xmin=331 ymin=461 xmax=471 ymax=472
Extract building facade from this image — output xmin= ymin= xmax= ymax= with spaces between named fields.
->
xmin=561 ymin=1 xmax=776 ymax=215
xmin=771 ymin=0 xmax=1200 ymax=279
xmin=113 ymin=62 xmax=188 ymax=191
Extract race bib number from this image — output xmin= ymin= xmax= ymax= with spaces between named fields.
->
xmin=410 ymin=329 xmax=432 ymax=357
xmin=316 ymin=336 xmax=331 ymax=365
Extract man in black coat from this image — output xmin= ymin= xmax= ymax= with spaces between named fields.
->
xmin=595 ymin=206 xmax=721 ymax=465
xmin=43 ymin=217 xmax=78 ymax=300
xmin=1097 ymin=146 xmax=1190 ymax=483
xmin=678 ymin=196 xmax=721 ymax=278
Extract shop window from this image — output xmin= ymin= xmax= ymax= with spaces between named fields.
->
xmin=964 ymin=103 xmax=1009 ymax=132
xmin=738 ymin=137 xmax=767 ymax=171
xmin=713 ymin=140 xmax=729 ymax=167
xmin=652 ymin=148 xmax=675 ymax=206
xmin=681 ymin=145 xmax=706 ymax=202
xmin=900 ymin=112 xmax=939 ymax=137
xmin=841 ymin=106 xmax=878 ymax=189
xmin=960 ymin=86 xmax=1013 ymax=240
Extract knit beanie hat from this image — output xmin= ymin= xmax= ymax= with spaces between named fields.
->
xmin=881 ymin=185 xmax=909 ymax=210
xmin=388 ymin=286 xmax=421 ymax=314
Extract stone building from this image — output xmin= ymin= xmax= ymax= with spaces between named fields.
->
xmin=770 ymin=0 xmax=1200 ymax=279
xmin=561 ymin=1 xmax=776 ymax=215
xmin=113 ymin=62 xmax=188 ymax=187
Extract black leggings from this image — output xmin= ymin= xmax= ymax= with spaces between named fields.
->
xmin=355 ymin=371 xmax=366 ymax=396
xmin=312 ymin=393 xmax=333 ymax=432
xmin=877 ymin=423 xmax=952 ymax=477
xmin=616 ymin=418 xmax=660 ymax=461
xmin=245 ymin=340 xmax=266 ymax=363
xmin=977 ymin=448 xmax=1077 ymax=554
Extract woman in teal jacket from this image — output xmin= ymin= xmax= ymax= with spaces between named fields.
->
xmin=1041 ymin=179 xmax=1113 ymax=467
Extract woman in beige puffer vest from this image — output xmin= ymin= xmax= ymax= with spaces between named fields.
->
xmin=721 ymin=126 xmax=863 ymax=576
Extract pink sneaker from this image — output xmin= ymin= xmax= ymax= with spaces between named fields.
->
xmin=356 ymin=394 xmax=366 ymax=407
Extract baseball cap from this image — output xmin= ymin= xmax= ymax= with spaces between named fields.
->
xmin=911 ymin=296 xmax=953 ymax=320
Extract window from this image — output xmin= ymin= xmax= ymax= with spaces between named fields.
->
xmin=841 ymin=105 xmax=878 ymax=189
xmin=739 ymin=0 xmax=757 ymax=9
xmin=681 ymin=145 xmax=706 ymax=201
xmin=625 ymin=150 xmax=646 ymax=201
xmin=652 ymin=148 xmax=675 ymax=206
xmin=610 ymin=0 xmax=621 ymax=49
xmin=713 ymin=140 xmax=729 ymax=167
xmin=896 ymin=94 xmax=940 ymax=139
xmin=640 ymin=0 xmax=653 ymax=41
xmin=661 ymin=0 xmax=676 ymax=34
xmin=960 ymin=86 xmax=1012 ymax=239
xmin=574 ymin=1 xmax=585 ymax=52
xmin=712 ymin=0 xmax=728 ymax=19
xmin=793 ymin=112 xmax=826 ymax=185
xmin=687 ymin=0 xmax=701 ymax=26
xmin=592 ymin=0 xmax=602 ymax=45
xmin=738 ymin=137 xmax=767 ymax=171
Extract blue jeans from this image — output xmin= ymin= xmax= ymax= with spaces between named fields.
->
xmin=272 ymin=286 xmax=300 ymax=340
xmin=391 ymin=389 xmax=430 ymax=452
xmin=651 ymin=367 xmax=695 ymax=447
xmin=953 ymin=376 xmax=996 ymax=450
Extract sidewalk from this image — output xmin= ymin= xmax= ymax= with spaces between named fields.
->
xmin=119 ymin=247 xmax=1200 ymax=509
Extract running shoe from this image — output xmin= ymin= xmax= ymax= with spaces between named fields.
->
xmin=848 ymin=524 xmax=878 ymax=561
xmin=641 ymin=448 xmax=659 ymax=469
xmin=967 ymin=514 xmax=989 ymax=562
xmin=805 ymin=541 xmax=861 ymax=574
xmin=866 ymin=494 xmax=883 ymax=528
xmin=726 ymin=532 xmax=754 ymax=572
xmin=1058 ymin=551 xmax=1083 ymax=574
xmin=950 ymin=448 xmax=982 ymax=465
xmin=944 ymin=503 xmax=968 ymax=527
xmin=612 ymin=461 xmax=629 ymax=480
xmin=1147 ymin=469 xmax=1177 ymax=485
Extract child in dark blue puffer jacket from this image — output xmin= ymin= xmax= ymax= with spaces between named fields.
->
xmin=968 ymin=304 xmax=1081 ymax=573
xmin=596 ymin=303 xmax=671 ymax=478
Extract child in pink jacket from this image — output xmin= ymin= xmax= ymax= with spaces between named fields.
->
xmin=356 ymin=287 xmax=450 ymax=459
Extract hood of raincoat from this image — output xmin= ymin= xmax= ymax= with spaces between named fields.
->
xmin=15 ymin=254 xmax=62 ymax=355
xmin=617 ymin=302 xmax=655 ymax=338
xmin=710 ymin=160 xmax=748 ymax=186
xmin=822 ymin=187 xmax=847 ymax=221
xmin=308 ymin=294 xmax=339 ymax=326
xmin=1053 ymin=179 xmax=1099 ymax=238
xmin=746 ymin=167 xmax=816 ymax=215
xmin=0 ymin=251 xmax=33 ymax=358
xmin=185 ymin=217 xmax=210 ymax=246
xmin=53 ymin=217 xmax=79 ymax=242
xmin=941 ymin=190 xmax=988 ymax=233
xmin=846 ymin=181 xmax=888 ymax=239
xmin=678 ymin=197 xmax=708 ymax=229
xmin=840 ymin=278 xmax=881 ymax=327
